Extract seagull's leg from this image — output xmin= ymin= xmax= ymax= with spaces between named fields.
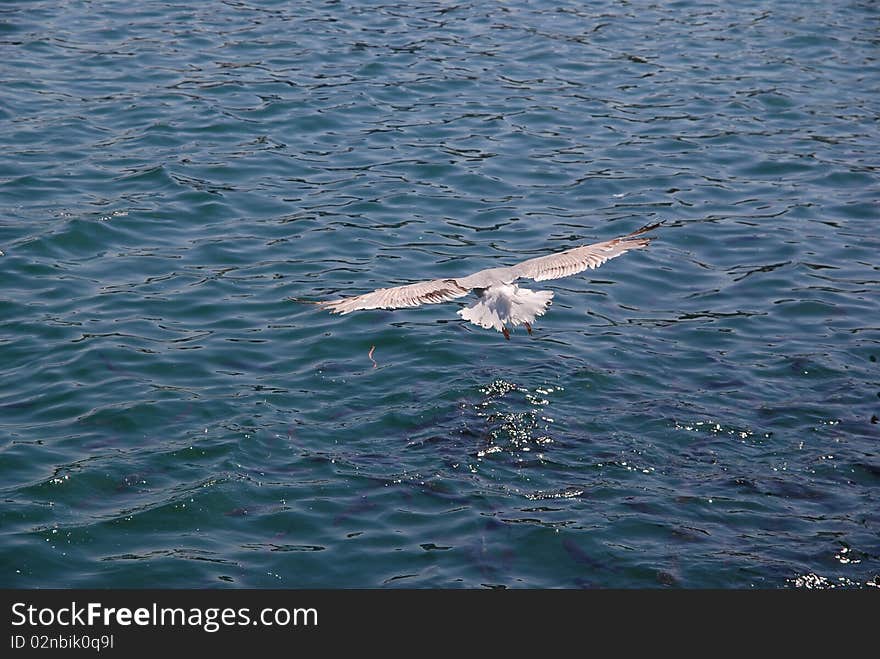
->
xmin=502 ymin=327 xmax=510 ymax=341
xmin=524 ymin=322 xmax=532 ymax=335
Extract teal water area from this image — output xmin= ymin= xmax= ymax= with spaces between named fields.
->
xmin=1 ymin=1 xmax=878 ymax=588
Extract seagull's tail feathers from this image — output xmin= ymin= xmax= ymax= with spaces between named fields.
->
xmin=458 ymin=285 xmax=553 ymax=333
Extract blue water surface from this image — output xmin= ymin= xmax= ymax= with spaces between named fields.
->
xmin=1 ymin=0 xmax=878 ymax=588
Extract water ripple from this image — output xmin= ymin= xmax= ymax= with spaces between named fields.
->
xmin=1 ymin=0 xmax=878 ymax=588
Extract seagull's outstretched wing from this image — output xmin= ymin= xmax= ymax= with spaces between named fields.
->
xmin=508 ymin=222 xmax=661 ymax=282
xmin=319 ymin=278 xmax=471 ymax=314
xmin=318 ymin=223 xmax=661 ymax=314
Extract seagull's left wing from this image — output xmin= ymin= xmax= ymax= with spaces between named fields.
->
xmin=509 ymin=222 xmax=661 ymax=282
xmin=319 ymin=278 xmax=471 ymax=315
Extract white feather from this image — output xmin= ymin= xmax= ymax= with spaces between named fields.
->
xmin=319 ymin=223 xmax=660 ymax=336
xmin=457 ymin=284 xmax=553 ymax=332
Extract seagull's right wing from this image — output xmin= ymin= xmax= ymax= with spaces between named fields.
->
xmin=319 ymin=278 xmax=471 ymax=314
xmin=509 ymin=222 xmax=661 ymax=282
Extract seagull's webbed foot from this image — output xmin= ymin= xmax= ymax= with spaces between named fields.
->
xmin=525 ymin=322 xmax=532 ymax=335
xmin=502 ymin=327 xmax=510 ymax=341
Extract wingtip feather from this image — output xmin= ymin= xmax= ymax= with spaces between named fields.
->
xmin=317 ymin=299 xmax=349 ymax=314
xmin=628 ymin=220 xmax=665 ymax=238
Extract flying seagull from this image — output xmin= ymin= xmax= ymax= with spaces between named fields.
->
xmin=319 ymin=222 xmax=661 ymax=339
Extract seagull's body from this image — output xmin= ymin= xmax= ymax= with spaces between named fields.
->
xmin=319 ymin=222 xmax=660 ymax=339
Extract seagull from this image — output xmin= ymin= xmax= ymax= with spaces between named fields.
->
xmin=319 ymin=222 xmax=661 ymax=339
